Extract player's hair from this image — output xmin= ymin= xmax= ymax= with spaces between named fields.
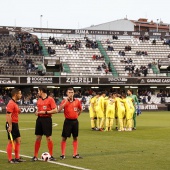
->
xmin=101 ymin=91 xmax=106 ymax=94
xmin=38 ymin=86 xmax=47 ymax=93
xmin=11 ymin=88 xmax=21 ymax=97
xmin=67 ymin=87 xmax=74 ymax=91
xmin=121 ymin=93 xmax=126 ymax=98
xmin=128 ymin=89 xmax=133 ymax=94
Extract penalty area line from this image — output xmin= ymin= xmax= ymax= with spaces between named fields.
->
xmin=0 ymin=150 xmax=91 ymax=170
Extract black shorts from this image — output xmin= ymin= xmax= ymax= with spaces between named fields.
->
xmin=35 ymin=117 xmax=52 ymax=136
xmin=6 ymin=122 xmax=20 ymax=140
xmin=62 ymin=119 xmax=79 ymax=138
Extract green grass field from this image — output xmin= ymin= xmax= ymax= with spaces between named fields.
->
xmin=0 ymin=111 xmax=170 ymax=170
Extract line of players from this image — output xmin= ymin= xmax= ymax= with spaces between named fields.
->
xmin=89 ymin=89 xmax=139 ymax=132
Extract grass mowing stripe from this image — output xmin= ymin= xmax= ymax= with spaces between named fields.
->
xmin=0 ymin=150 xmax=91 ymax=170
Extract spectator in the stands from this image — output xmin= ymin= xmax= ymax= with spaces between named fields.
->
xmin=139 ymin=36 xmax=144 ymax=41
xmin=142 ymin=96 xmax=147 ymax=104
xmin=92 ymin=54 xmax=96 ymax=60
xmin=102 ymin=63 xmax=107 ymax=69
xmin=112 ymin=35 xmax=118 ymax=40
xmin=125 ymin=45 xmax=131 ymax=51
xmin=106 ymin=39 xmax=111 ymax=44
xmin=143 ymin=67 xmax=148 ymax=77
xmin=129 ymin=58 xmax=133 ymax=64
xmin=97 ymin=65 xmax=102 ymax=71
xmin=152 ymin=39 xmax=156 ymax=45
xmin=119 ymin=51 xmax=125 ymax=56
xmin=148 ymin=63 xmax=152 ymax=69
xmin=105 ymin=67 xmax=109 ymax=75
xmin=107 ymin=46 xmax=114 ymax=51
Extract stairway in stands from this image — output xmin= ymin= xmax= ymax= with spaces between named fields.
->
xmin=97 ymin=40 xmax=118 ymax=77
xmin=38 ymin=39 xmax=49 ymax=57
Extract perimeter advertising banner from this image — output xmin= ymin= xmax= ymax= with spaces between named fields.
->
xmin=0 ymin=77 xmax=19 ymax=84
xmin=99 ymin=77 xmax=170 ymax=85
xmin=0 ymin=25 xmax=169 ymax=37
xmin=20 ymin=77 xmax=59 ymax=84
xmin=60 ymin=77 xmax=98 ymax=84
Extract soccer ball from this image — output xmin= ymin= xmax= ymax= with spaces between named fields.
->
xmin=41 ymin=152 xmax=51 ymax=161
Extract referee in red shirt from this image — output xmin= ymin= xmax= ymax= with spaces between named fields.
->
xmin=6 ymin=88 xmax=25 ymax=163
xmin=31 ymin=86 xmax=58 ymax=161
xmin=58 ymin=88 xmax=82 ymax=159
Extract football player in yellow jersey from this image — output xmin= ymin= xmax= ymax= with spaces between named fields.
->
xmin=96 ymin=91 xmax=106 ymax=131
xmin=115 ymin=94 xmax=125 ymax=131
xmin=105 ymin=93 xmax=116 ymax=131
xmin=121 ymin=93 xmax=135 ymax=131
xmin=89 ymin=92 xmax=100 ymax=130
xmin=112 ymin=92 xmax=119 ymax=130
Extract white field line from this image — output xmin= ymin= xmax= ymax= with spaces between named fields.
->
xmin=0 ymin=123 xmax=58 ymax=132
xmin=0 ymin=150 xmax=91 ymax=170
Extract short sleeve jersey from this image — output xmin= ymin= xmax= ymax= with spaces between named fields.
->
xmin=37 ymin=96 xmax=56 ymax=117
xmin=6 ymin=99 xmax=20 ymax=123
xmin=127 ymin=94 xmax=139 ymax=105
xmin=60 ymin=99 xmax=82 ymax=119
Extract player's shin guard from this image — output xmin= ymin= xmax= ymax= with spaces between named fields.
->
xmin=61 ymin=141 xmax=66 ymax=156
xmin=123 ymin=118 xmax=127 ymax=129
xmin=15 ymin=143 xmax=20 ymax=159
xmin=105 ymin=118 xmax=109 ymax=131
xmin=73 ymin=141 xmax=78 ymax=156
xmin=97 ymin=118 xmax=100 ymax=129
xmin=109 ymin=118 xmax=114 ymax=131
xmin=119 ymin=119 xmax=124 ymax=131
xmin=133 ymin=112 xmax=136 ymax=128
xmin=129 ymin=119 xmax=133 ymax=129
xmin=6 ymin=143 xmax=12 ymax=161
xmin=48 ymin=140 xmax=53 ymax=156
xmin=99 ymin=118 xmax=105 ymax=129
xmin=34 ymin=140 xmax=41 ymax=157
xmin=91 ymin=119 xmax=95 ymax=128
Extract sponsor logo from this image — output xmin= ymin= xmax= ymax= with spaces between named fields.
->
xmin=147 ymin=79 xmax=161 ymax=83
xmin=144 ymin=32 xmax=149 ymax=36
xmin=140 ymin=79 xmax=145 ymax=83
xmin=139 ymin=105 xmax=158 ymax=110
xmin=66 ymin=77 xmax=93 ymax=84
xmin=20 ymin=106 xmax=36 ymax=113
xmin=27 ymin=77 xmax=53 ymax=84
xmin=132 ymin=32 xmax=140 ymax=35
xmin=123 ymin=31 xmax=128 ymax=36
xmin=75 ymin=29 xmax=89 ymax=34
xmin=153 ymin=33 xmax=161 ymax=36
xmin=108 ymin=78 xmax=128 ymax=82
xmin=0 ymin=78 xmax=17 ymax=84
xmin=21 ymin=27 xmax=34 ymax=32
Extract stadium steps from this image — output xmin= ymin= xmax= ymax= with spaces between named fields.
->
xmin=38 ymin=39 xmax=49 ymax=57
xmin=151 ymin=64 xmax=160 ymax=74
xmin=97 ymin=40 xmax=119 ymax=77
xmin=63 ymin=63 xmax=71 ymax=73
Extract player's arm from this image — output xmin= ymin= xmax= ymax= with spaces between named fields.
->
xmin=135 ymin=95 xmax=139 ymax=105
xmin=77 ymin=100 xmax=82 ymax=116
xmin=6 ymin=112 xmax=12 ymax=132
xmin=58 ymin=98 xmax=68 ymax=112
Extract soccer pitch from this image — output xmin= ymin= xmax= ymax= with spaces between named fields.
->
xmin=0 ymin=111 xmax=170 ymax=170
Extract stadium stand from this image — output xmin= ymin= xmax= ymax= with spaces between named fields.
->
xmin=1 ymin=34 xmax=170 ymax=77
xmin=42 ymin=37 xmax=113 ymax=76
xmin=0 ymin=34 xmax=44 ymax=75
xmin=41 ymin=36 xmax=170 ymax=77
